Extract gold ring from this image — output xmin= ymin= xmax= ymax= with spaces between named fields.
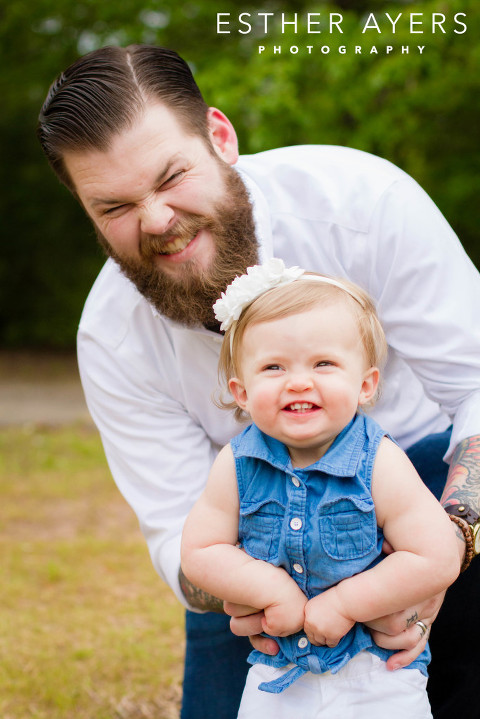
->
xmin=415 ymin=620 xmax=428 ymax=638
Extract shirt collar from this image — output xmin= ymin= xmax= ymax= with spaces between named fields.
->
xmin=236 ymin=415 xmax=367 ymax=477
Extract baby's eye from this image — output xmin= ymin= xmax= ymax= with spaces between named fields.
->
xmin=315 ymin=361 xmax=334 ymax=368
xmin=263 ymin=364 xmax=282 ymax=371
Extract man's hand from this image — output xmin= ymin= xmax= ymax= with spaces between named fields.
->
xmin=365 ymin=592 xmax=444 ymax=670
xmin=304 ymin=587 xmax=355 ymax=647
xmin=224 ymin=602 xmax=280 ymax=656
xmin=360 ymin=537 xmax=446 ymax=670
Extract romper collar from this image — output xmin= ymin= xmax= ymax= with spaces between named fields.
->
xmin=235 ymin=414 xmax=368 ymax=478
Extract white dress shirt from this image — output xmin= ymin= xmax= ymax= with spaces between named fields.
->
xmin=77 ymin=145 xmax=480 ymax=607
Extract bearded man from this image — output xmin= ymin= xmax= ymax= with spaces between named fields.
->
xmin=38 ymin=45 xmax=480 ymax=719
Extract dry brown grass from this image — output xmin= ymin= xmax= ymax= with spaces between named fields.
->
xmin=0 ymin=424 xmax=185 ymax=718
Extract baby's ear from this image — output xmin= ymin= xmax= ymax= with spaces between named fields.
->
xmin=228 ymin=377 xmax=248 ymax=411
xmin=358 ymin=366 xmax=380 ymax=407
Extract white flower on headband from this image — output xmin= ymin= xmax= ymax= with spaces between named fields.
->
xmin=213 ymin=258 xmax=304 ymax=331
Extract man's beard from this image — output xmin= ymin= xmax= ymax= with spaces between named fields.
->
xmin=96 ymin=163 xmax=259 ymax=328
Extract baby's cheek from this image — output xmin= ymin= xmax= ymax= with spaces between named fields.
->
xmin=248 ymin=389 xmax=278 ymax=424
xmin=255 ymin=389 xmax=277 ymax=413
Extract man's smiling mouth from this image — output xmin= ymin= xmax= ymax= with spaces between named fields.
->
xmin=159 ymin=235 xmax=195 ymax=255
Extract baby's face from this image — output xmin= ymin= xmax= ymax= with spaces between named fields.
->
xmin=228 ymin=301 xmax=379 ymax=467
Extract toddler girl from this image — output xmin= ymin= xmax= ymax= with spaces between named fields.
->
xmin=181 ymin=259 xmax=460 ymax=718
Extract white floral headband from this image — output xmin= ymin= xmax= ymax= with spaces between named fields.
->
xmin=213 ymin=258 xmax=366 ymax=344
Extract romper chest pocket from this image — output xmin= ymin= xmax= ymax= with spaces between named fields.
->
xmin=319 ymin=496 xmax=376 ymax=560
xmin=239 ymin=499 xmax=285 ymax=562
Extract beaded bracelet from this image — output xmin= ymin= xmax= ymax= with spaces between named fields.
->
xmin=448 ymin=514 xmax=474 ymax=572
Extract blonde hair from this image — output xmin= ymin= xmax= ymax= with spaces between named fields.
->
xmin=217 ymin=273 xmax=388 ymax=421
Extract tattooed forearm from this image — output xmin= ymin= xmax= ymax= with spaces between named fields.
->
xmin=442 ymin=434 xmax=480 ymax=512
xmin=178 ymin=567 xmax=225 ymax=613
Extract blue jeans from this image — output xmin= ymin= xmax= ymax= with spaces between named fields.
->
xmin=181 ymin=610 xmax=251 ymax=719
xmin=406 ymin=427 xmax=480 ymax=719
xmin=181 ymin=427 xmax=479 ymax=719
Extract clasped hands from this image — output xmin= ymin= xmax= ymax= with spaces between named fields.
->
xmin=224 ymin=576 xmax=443 ymax=671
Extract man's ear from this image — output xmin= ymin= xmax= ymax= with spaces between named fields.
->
xmin=207 ymin=107 xmax=239 ymax=164
xmin=358 ymin=367 xmax=380 ymax=407
xmin=228 ymin=377 xmax=248 ymax=411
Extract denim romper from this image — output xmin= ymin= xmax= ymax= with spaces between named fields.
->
xmin=231 ymin=414 xmax=430 ymax=694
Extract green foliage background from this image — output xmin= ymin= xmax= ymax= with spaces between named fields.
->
xmin=1 ymin=0 xmax=478 ymax=347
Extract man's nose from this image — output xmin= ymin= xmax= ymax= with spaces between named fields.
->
xmin=139 ymin=196 xmax=175 ymax=235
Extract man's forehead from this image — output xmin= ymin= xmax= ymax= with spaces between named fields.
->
xmin=65 ymin=101 xmax=188 ymax=164
xmin=100 ymin=102 xmax=186 ymax=152
xmin=63 ymin=104 xmax=198 ymax=202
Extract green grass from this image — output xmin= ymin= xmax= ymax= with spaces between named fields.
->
xmin=0 ymin=424 xmax=184 ymax=718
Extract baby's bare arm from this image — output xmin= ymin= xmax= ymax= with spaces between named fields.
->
xmin=305 ymin=439 xmax=460 ymax=647
xmin=181 ymin=444 xmax=306 ymax=635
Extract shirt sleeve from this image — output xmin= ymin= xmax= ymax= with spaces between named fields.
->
xmin=366 ymin=175 xmax=480 ymax=461
xmin=77 ymin=325 xmax=218 ymax=609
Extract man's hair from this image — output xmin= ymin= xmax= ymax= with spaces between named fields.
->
xmin=37 ymin=44 xmax=209 ymax=190
xmin=217 ymin=274 xmax=388 ymax=420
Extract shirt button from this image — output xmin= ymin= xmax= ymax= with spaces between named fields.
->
xmin=293 ymin=563 xmax=304 ymax=574
xmin=297 ymin=637 xmax=309 ymax=649
xmin=291 ymin=476 xmax=300 ymax=488
xmin=290 ymin=517 xmax=303 ymax=531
